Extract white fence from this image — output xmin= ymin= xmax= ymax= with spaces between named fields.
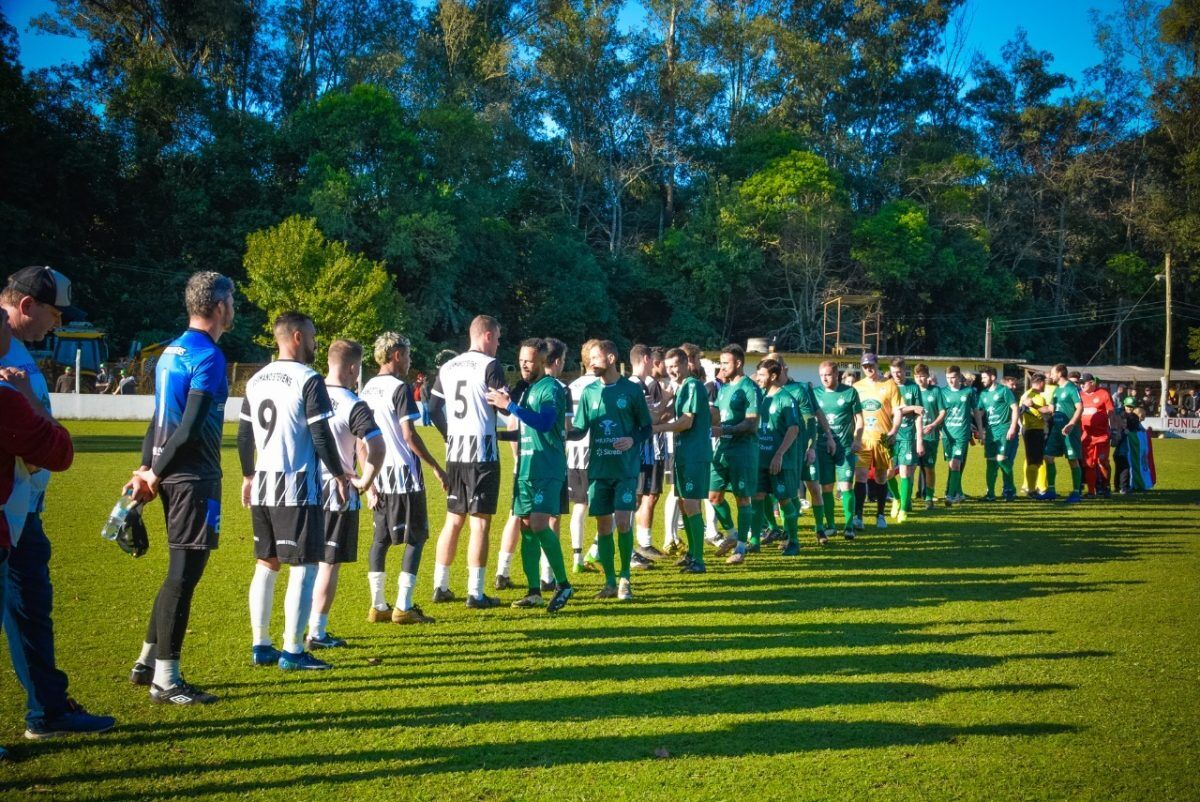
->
xmin=50 ymin=393 xmax=245 ymax=423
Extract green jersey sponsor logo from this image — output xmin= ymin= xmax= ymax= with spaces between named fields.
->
xmin=980 ymin=385 xmax=1017 ymax=434
xmin=814 ymin=384 xmax=861 ymax=448
xmin=940 ymin=386 xmax=976 ymax=438
xmin=574 ymin=377 xmax=653 ymax=480
xmin=716 ymin=375 xmax=761 ymax=455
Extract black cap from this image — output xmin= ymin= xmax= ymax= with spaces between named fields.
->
xmin=5 ymin=266 xmax=86 ymax=322
xmin=861 ymin=352 xmax=878 ymax=366
xmin=1080 ymin=372 xmax=1095 ymax=383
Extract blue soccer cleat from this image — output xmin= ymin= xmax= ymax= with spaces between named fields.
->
xmin=278 ymin=650 xmax=331 ymax=671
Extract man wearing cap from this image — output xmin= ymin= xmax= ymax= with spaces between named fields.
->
xmin=852 ymin=353 xmax=901 ymax=531
xmin=1079 ymin=373 xmax=1115 ymax=498
xmin=0 ymin=266 xmax=115 ymax=739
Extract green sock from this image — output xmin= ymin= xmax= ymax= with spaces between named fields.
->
xmin=925 ymin=472 xmax=935 ymax=500
xmin=617 ymin=529 xmax=634 ymax=580
xmin=986 ymin=461 xmax=998 ymax=496
xmin=840 ymin=490 xmax=855 ymax=526
xmin=781 ymin=500 xmax=798 ymax=543
xmin=822 ymin=491 xmax=836 ymax=529
xmin=750 ymin=498 xmax=766 ymax=545
xmin=684 ymin=513 xmax=705 ymax=565
xmin=887 ymin=477 xmax=899 ymax=501
xmin=597 ymin=533 xmax=616 ymax=586
xmin=520 ymin=528 xmax=541 ymax=592
xmin=765 ymin=495 xmax=781 ymax=529
xmin=900 ymin=476 xmax=912 ymax=512
xmin=1045 ymin=461 xmax=1057 ymax=492
xmin=949 ymin=470 xmax=961 ymax=498
xmin=999 ymin=461 xmax=1015 ymax=492
xmin=712 ymin=499 xmax=734 ymax=531
xmin=535 ymin=528 xmax=568 ymax=585
xmin=736 ymin=503 xmax=753 ymax=543
xmin=1070 ymin=464 xmax=1082 ymax=493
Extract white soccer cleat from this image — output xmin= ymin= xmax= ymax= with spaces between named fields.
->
xmin=617 ymin=578 xmax=633 ymax=601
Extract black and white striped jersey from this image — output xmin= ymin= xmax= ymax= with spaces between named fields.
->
xmin=242 ymin=360 xmax=333 ymax=507
xmin=638 ymin=375 xmax=669 ymax=464
xmin=566 ymin=374 xmax=599 ymax=470
xmin=321 ymin=384 xmax=381 ymax=512
xmin=360 ymin=374 xmax=425 ymax=495
xmin=430 ymin=350 xmax=507 ymax=464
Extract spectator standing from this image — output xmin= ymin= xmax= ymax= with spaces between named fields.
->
xmin=115 ymin=370 xmax=137 ymax=395
xmin=1184 ymin=387 xmax=1200 ymax=417
xmin=54 ymin=367 xmax=74 ymax=394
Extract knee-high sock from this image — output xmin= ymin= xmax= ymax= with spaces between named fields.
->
xmin=854 ymin=482 xmax=867 ymax=517
xmin=597 ymin=533 xmax=616 ymax=585
xmin=570 ymin=505 xmax=586 ymax=558
xmin=751 ymin=498 xmax=766 ymax=544
xmin=841 ymin=489 xmax=855 ymax=526
xmin=735 ymin=502 xmax=753 ymax=543
xmin=536 ymin=528 xmax=568 ymax=584
xmin=986 ymin=461 xmax=998 ymax=495
xmin=396 ymin=571 xmax=416 ymax=612
xmin=249 ymin=563 xmax=278 ymax=647
xmin=684 ymin=513 xmax=706 ymax=564
xmin=662 ymin=493 xmax=680 ymax=545
xmin=1045 ymin=460 xmax=1057 ymax=491
xmin=617 ymin=529 xmax=634 ymax=580
xmin=925 ymin=470 xmax=936 ymax=500
xmin=947 ymin=470 xmax=961 ymax=499
xmin=1025 ymin=462 xmax=1040 ymax=494
xmin=1070 ymin=464 xmax=1083 ymax=493
xmin=283 ymin=564 xmax=317 ymax=654
xmin=822 ymin=491 xmax=836 ymax=530
xmin=887 ymin=477 xmax=899 ymax=501
xmin=998 ymin=459 xmax=1015 ymax=492
xmin=367 ymin=571 xmax=387 ymax=611
xmin=781 ymin=499 xmax=798 ymax=544
xmin=520 ymin=527 xmax=541 ymax=592
xmin=713 ymin=499 xmax=735 ymax=531
xmin=764 ymin=495 xmax=780 ymax=529
xmin=900 ymin=476 xmax=913 ymax=512
xmin=875 ymin=481 xmax=888 ymax=516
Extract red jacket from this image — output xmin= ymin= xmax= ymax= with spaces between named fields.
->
xmin=0 ymin=386 xmax=74 ymax=548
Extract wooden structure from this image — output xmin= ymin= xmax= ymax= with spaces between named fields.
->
xmin=822 ymin=294 xmax=882 ymax=356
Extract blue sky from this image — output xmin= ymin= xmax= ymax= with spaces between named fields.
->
xmin=5 ymin=0 xmax=1126 ymax=84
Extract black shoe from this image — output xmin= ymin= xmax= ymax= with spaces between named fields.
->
xmin=843 ymin=529 xmax=856 ymax=540
xmin=432 ymin=587 xmax=456 ymax=603
xmin=630 ymin=552 xmax=653 ymax=570
xmin=680 ymin=562 xmax=707 ymax=574
xmin=511 ymin=593 xmax=544 ymax=609
xmin=150 ymin=680 xmax=218 ymax=705
xmin=130 ymin=662 xmax=153 ymax=687
xmin=494 ymin=574 xmax=515 ymax=590
xmin=465 ymin=593 xmax=501 ymax=609
xmin=675 ymin=554 xmax=694 ymax=568
xmin=547 ymin=584 xmax=575 ymax=613
xmin=540 ymin=579 xmax=557 ymax=592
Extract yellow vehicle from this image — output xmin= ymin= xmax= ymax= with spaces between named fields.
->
xmin=50 ymin=323 xmax=109 ymax=380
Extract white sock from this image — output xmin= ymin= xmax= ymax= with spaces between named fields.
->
xmin=497 ymin=550 xmax=514 ymax=577
xmin=586 ymin=541 xmax=599 ymax=560
xmin=433 ymin=562 xmax=451 ymax=594
xmin=704 ymin=501 xmax=718 ymax=538
xmin=540 ymin=554 xmax=553 ymax=584
xmin=283 ymin=564 xmax=317 ymax=654
xmin=308 ymin=612 xmax=328 ymax=640
xmin=467 ymin=566 xmax=485 ymax=599
xmin=153 ymin=659 xmax=181 ymax=689
xmin=138 ymin=641 xmax=155 ymax=665
xmin=249 ymin=564 xmax=278 ymax=647
xmin=396 ymin=571 xmax=415 ymax=612
xmin=636 ymin=526 xmax=652 ymax=549
xmin=367 ymin=571 xmax=388 ymax=611
xmin=662 ymin=495 xmax=680 ymax=545
xmin=570 ymin=505 xmax=586 ymax=550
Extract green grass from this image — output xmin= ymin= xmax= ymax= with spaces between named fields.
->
xmin=1 ymin=421 xmax=1198 ymax=801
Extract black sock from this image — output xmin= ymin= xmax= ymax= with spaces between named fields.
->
xmin=876 ymin=482 xmax=888 ymax=516
xmin=854 ymin=482 xmax=867 ymax=517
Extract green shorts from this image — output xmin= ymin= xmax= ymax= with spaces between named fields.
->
xmin=672 ymin=459 xmax=711 ymax=500
xmin=918 ymin=439 xmax=938 ymax=468
xmin=803 ymin=444 xmax=833 ymax=485
xmin=710 ymin=451 xmax=758 ymax=497
xmin=892 ymin=436 xmax=921 ymax=468
xmin=831 ymin=440 xmax=856 ymax=485
xmin=984 ymin=432 xmax=1019 ymax=462
xmin=758 ymin=467 xmax=800 ymax=498
xmin=588 ymin=477 xmax=639 ymax=517
xmin=942 ymin=432 xmax=969 ymax=462
xmin=1044 ymin=427 xmax=1082 ymax=460
xmin=512 ymin=478 xmax=564 ymax=516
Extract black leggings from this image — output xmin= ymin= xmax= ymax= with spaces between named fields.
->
xmin=145 ymin=548 xmax=210 ymax=661
xmin=367 ymin=539 xmax=424 ymax=575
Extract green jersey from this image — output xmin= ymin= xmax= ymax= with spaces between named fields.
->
xmin=979 ymin=384 xmax=1017 ymax=436
xmin=895 ymin=378 xmax=923 ymax=441
xmin=715 ymin=375 xmax=761 ymax=456
xmin=758 ymin=389 xmax=802 ymax=463
xmin=919 ymin=385 xmax=943 ymax=442
xmin=516 ymin=376 xmax=567 ymax=480
xmin=782 ymin=380 xmax=819 ymax=468
xmin=940 ymin=386 xmax=977 ymax=440
xmin=814 ymin=384 xmax=862 ymax=449
xmin=1051 ymin=381 xmax=1081 ymax=431
xmin=672 ymin=376 xmax=712 ymax=465
xmin=573 ymin=376 xmax=652 ymax=480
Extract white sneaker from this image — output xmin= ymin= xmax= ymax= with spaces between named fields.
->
xmin=875 ymin=514 xmax=888 ymax=530
xmin=617 ymin=578 xmax=632 ymax=601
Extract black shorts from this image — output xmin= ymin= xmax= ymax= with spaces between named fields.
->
xmin=1023 ymin=429 xmax=1046 ymax=464
xmin=446 ymin=462 xmax=500 ymax=515
xmin=637 ymin=461 xmax=665 ymax=496
xmin=251 ymin=505 xmax=324 ymax=565
xmin=567 ymin=468 xmax=589 ymax=505
xmin=372 ymin=491 xmax=429 ymax=546
xmin=322 ymin=509 xmax=359 ymax=564
xmin=159 ymin=479 xmax=221 ymax=550
xmin=559 ymin=480 xmax=570 ymax=516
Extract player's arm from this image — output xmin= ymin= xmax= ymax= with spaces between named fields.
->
xmin=137 ymin=390 xmax=213 ymax=489
xmin=426 ymin=369 xmax=448 ymax=439
xmin=851 ymin=411 xmax=864 ymax=452
xmin=394 ymin=383 xmax=446 ymax=487
xmin=1063 ymin=392 xmax=1084 ymax=433
xmin=1007 ymin=399 xmax=1020 ymax=439
xmin=655 ymin=412 xmax=694 ymax=434
xmin=237 ymin=406 xmax=256 ymax=508
xmin=348 ymin=401 xmax=384 ymax=491
xmin=773 ymin=423 xmax=799 ymax=474
xmin=303 ymin=376 xmax=352 ymax=503
xmin=0 ymin=386 xmax=74 ymax=473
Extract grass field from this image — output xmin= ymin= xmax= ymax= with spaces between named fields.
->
xmin=0 ymin=421 xmax=1198 ymax=801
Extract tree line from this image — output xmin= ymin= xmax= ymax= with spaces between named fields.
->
xmin=1 ymin=0 xmax=1197 ymax=368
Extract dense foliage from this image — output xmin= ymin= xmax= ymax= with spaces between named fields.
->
xmin=2 ymin=0 xmax=1198 ymax=367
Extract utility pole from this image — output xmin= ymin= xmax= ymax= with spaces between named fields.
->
xmin=1115 ymin=298 xmax=1123 ymax=364
xmin=984 ymin=317 xmax=993 ymax=360
xmin=1160 ymin=252 xmax=1172 ymax=417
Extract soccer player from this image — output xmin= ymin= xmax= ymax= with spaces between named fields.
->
xmin=1041 ymin=363 xmax=1085 ymax=503
xmin=239 ymin=312 xmax=353 ymax=671
xmin=125 ymin=271 xmax=235 ymax=704
xmin=710 ymin=344 xmax=761 ymax=562
xmin=813 ymin=361 xmax=864 ymax=538
xmin=886 ymin=358 xmax=925 ymax=522
xmin=486 ymin=339 xmax=574 ymax=612
xmin=567 ymin=340 xmax=652 ymax=599
xmin=782 ymin=363 xmax=836 ymax=544
xmin=978 ymin=367 xmax=1019 ymax=502
xmin=427 ymin=315 xmax=507 ymax=608
xmin=1079 ymin=373 xmax=1115 ymax=497
xmin=567 ymin=340 xmax=600 ymax=572
xmin=308 ymin=339 xmax=385 ymax=643
xmin=939 ymin=366 xmax=979 ymax=506
xmin=753 ymin=358 xmax=806 ymax=556
xmin=913 ymin=365 xmax=945 ymax=510
xmin=653 ymin=348 xmax=712 ymax=572
xmin=853 ymin=354 xmax=901 ymax=531
xmin=630 ymin=344 xmax=669 ymax=563
xmin=1019 ymin=373 xmax=1050 ymax=496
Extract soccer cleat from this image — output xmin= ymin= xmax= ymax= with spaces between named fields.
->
xmin=630 ymin=552 xmax=653 ymax=570
xmin=494 ymin=574 xmax=516 ymax=591
xmin=714 ymin=537 xmax=739 ymax=557
xmin=981 ymin=493 xmax=997 ymax=502
xmin=852 ymin=516 xmax=863 ymax=531
xmin=130 ymin=661 xmax=153 ymax=686
xmin=924 ymin=499 xmax=935 ymax=511
xmin=896 ymin=510 xmax=908 ymax=524
xmin=1064 ymin=491 xmax=1083 ymax=504
xmin=780 ymin=541 xmax=801 ymax=556
xmin=541 ymin=579 xmax=557 ymax=592
xmin=306 ymin=633 xmax=347 ymax=650
xmin=367 ymin=605 xmax=394 ymax=623
xmin=875 ymin=514 xmax=887 ymax=529
xmin=675 ymin=553 xmax=694 ymax=568
xmin=746 ymin=541 xmax=761 ymax=554
xmin=150 ymin=680 xmax=218 ymax=705
xmin=890 ymin=499 xmax=901 ymax=519
xmin=664 ymin=540 xmax=685 ymax=556
xmin=547 ymin=585 xmax=575 ymax=613
xmin=252 ymin=644 xmax=283 ymax=666
xmin=278 ymin=650 xmax=331 ymax=671
xmin=24 ymin=699 xmax=115 ymax=740
xmin=465 ymin=593 xmax=502 ymax=609
xmin=392 ymin=605 xmax=434 ymax=624
xmin=595 ymin=584 xmax=619 ymax=599
xmin=816 ymin=531 xmax=829 ymax=546
xmin=636 ymin=545 xmax=666 ymax=561
xmin=511 ymin=593 xmax=545 ymax=609
xmin=432 ymin=587 xmax=457 ymax=603
xmin=764 ymin=527 xmax=786 ymax=544
xmin=943 ymin=496 xmax=954 ymax=508
xmin=572 ymin=561 xmax=595 ymax=574
xmin=725 ymin=550 xmax=746 ymax=565
xmin=843 ymin=528 xmax=856 ymax=540
xmin=1002 ymin=489 xmax=1016 ymax=503
xmin=680 ymin=561 xmax=708 ymax=574
xmin=704 ymin=532 xmax=724 ymax=548
xmin=617 ymin=578 xmax=633 ymax=601
xmin=1039 ymin=490 xmax=1059 ymax=502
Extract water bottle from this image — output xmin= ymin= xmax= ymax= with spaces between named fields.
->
xmin=101 ymin=491 xmax=138 ymax=541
